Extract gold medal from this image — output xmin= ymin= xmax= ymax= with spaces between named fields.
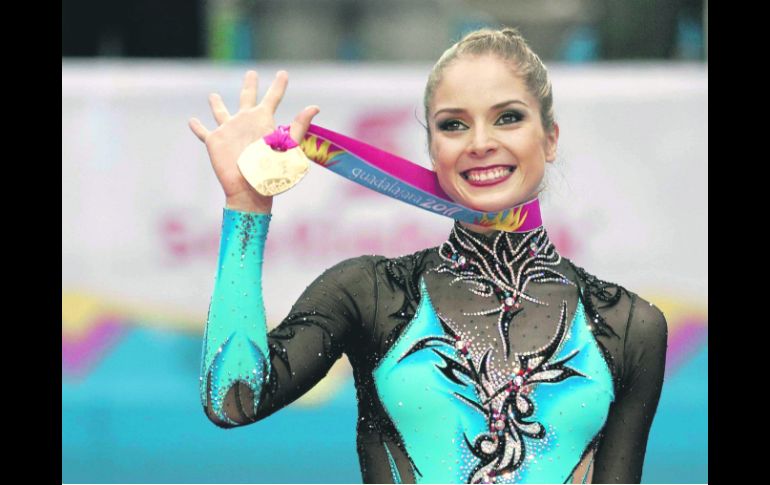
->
xmin=236 ymin=138 xmax=311 ymax=196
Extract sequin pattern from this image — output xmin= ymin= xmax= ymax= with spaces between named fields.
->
xmin=371 ymin=271 xmax=614 ymax=483
xmin=436 ymin=222 xmax=576 ymax=359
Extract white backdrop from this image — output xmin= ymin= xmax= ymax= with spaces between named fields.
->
xmin=62 ymin=61 xmax=707 ymax=331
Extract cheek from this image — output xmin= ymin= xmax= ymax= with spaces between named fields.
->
xmin=432 ymin=136 xmax=463 ymax=160
xmin=517 ymin=131 xmax=548 ymax=157
xmin=435 ymin=157 xmax=462 ymax=179
xmin=507 ymin=143 xmax=543 ymax=170
xmin=433 ymin=149 xmax=458 ymax=173
xmin=434 ymin=166 xmax=462 ymax=197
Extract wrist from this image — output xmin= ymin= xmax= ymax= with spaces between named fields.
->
xmin=225 ymin=193 xmax=273 ymax=214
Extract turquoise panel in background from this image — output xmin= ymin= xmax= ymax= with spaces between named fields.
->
xmin=62 ymin=325 xmax=707 ymax=483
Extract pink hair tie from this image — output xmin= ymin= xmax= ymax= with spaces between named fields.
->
xmin=263 ymin=124 xmax=298 ymax=151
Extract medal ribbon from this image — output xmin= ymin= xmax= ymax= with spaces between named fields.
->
xmin=296 ymin=123 xmax=542 ymax=233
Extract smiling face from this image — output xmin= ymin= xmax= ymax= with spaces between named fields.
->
xmin=428 ymin=54 xmax=559 ymax=214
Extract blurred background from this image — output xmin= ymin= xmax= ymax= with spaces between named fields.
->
xmin=62 ymin=0 xmax=707 ymax=483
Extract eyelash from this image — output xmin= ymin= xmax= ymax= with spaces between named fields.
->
xmin=437 ymin=111 xmax=524 ymax=131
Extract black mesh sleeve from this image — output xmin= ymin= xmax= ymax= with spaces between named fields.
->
xmin=201 ymin=208 xmax=377 ymax=428
xmin=592 ymin=293 xmax=669 ymax=483
xmin=251 ymin=256 xmax=377 ymax=422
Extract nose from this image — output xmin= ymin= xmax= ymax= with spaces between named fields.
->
xmin=467 ymin=125 xmax=498 ymax=157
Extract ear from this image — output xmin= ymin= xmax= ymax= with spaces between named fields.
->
xmin=545 ymin=122 xmax=559 ymax=163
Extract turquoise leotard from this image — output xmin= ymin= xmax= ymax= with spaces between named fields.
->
xmin=200 ymin=207 xmax=668 ymax=483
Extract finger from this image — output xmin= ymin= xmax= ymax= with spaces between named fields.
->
xmin=259 ymin=70 xmax=288 ymax=114
xmin=239 ymin=70 xmax=259 ymax=111
xmin=208 ymin=93 xmax=232 ymax=126
xmin=188 ymin=117 xmax=210 ymax=143
xmin=289 ymin=105 xmax=321 ymax=144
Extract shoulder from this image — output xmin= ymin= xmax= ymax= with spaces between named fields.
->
xmin=343 ymin=248 xmax=436 ymax=308
xmin=315 ymin=248 xmax=437 ymax=293
xmin=370 ymin=247 xmax=439 ymax=282
xmin=625 ymin=292 xmax=669 ymax=359
xmin=325 ymin=254 xmax=380 ymax=273
xmin=318 ymin=251 xmax=435 ymax=291
xmin=628 ymin=292 xmax=668 ymax=331
xmin=564 ymin=256 xmax=667 ymax=339
xmin=564 ymin=257 xmax=668 ymax=387
xmin=565 ymin=257 xmax=668 ymax=368
xmin=615 ymin=291 xmax=669 ymax=399
xmin=315 ymin=254 xmax=383 ymax=290
xmin=563 ymin=257 xmax=635 ymax=341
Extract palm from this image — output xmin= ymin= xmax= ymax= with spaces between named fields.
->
xmin=206 ymin=111 xmax=275 ymax=200
xmin=188 ymin=69 xmax=320 ymax=207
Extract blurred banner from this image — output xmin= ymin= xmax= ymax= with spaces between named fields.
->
xmin=62 ymin=61 xmax=707 ymax=483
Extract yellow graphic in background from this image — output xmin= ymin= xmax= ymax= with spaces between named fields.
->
xmin=62 ymin=289 xmax=348 ymax=406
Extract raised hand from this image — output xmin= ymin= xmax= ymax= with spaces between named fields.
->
xmin=188 ymin=70 xmax=320 ymax=213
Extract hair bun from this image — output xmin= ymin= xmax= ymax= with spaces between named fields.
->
xmin=500 ymin=27 xmax=523 ymax=39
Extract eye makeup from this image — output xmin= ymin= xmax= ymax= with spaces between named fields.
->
xmin=436 ymin=110 xmax=525 ymax=132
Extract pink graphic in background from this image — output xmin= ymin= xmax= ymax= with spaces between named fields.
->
xmin=665 ymin=317 xmax=708 ymax=377
xmin=548 ymin=225 xmax=581 ymax=260
xmin=62 ymin=316 xmax=129 ymax=380
xmin=159 ymin=212 xmax=220 ymax=264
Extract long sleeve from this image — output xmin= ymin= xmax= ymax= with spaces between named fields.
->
xmin=591 ymin=293 xmax=669 ymax=483
xmin=199 ymin=207 xmax=376 ymax=429
xmin=199 ymin=207 xmax=273 ymax=427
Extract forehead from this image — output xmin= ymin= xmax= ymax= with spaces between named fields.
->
xmin=432 ymin=54 xmax=533 ymax=108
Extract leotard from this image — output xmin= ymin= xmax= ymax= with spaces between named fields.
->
xmin=199 ymin=206 xmax=668 ymax=484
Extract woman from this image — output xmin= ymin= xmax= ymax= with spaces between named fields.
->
xmin=188 ymin=27 xmax=668 ymax=484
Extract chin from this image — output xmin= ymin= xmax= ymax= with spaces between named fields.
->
xmin=464 ymin=198 xmax=520 ymax=213
xmin=452 ymin=187 xmax=531 ymax=213
xmin=440 ymin=172 xmax=535 ymax=212
xmin=445 ymin=191 xmax=512 ymax=212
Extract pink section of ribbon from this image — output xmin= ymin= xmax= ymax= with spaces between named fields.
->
xmin=304 ymin=123 xmax=544 ymax=231
xmin=306 ymin=123 xmax=451 ymax=201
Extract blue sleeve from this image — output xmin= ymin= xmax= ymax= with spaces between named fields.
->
xmin=199 ymin=207 xmax=377 ymax=429
xmin=199 ymin=207 xmax=273 ymax=427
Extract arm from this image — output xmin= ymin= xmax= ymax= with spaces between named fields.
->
xmin=199 ymin=206 xmax=374 ymax=428
xmin=591 ymin=294 xmax=669 ymax=483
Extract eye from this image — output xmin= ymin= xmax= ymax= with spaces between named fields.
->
xmin=496 ymin=110 xmax=523 ymax=125
xmin=437 ymin=110 xmax=524 ymax=132
xmin=437 ymin=119 xmax=465 ymax=131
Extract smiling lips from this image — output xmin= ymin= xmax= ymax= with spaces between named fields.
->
xmin=461 ymin=165 xmax=516 ymax=186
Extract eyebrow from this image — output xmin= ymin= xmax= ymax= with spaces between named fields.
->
xmin=433 ymin=99 xmax=529 ymax=119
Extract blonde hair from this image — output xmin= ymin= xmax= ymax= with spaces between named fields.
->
xmin=423 ymin=26 xmax=557 ymax=150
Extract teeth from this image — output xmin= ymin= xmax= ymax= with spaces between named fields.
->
xmin=465 ymin=167 xmax=513 ymax=182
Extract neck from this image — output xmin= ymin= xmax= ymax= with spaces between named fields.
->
xmin=458 ymin=220 xmax=499 ymax=235
xmin=438 ymin=204 xmax=563 ymax=290
xmin=450 ymin=218 xmax=542 ymax=249
xmin=455 ymin=196 xmax=544 ymax=238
